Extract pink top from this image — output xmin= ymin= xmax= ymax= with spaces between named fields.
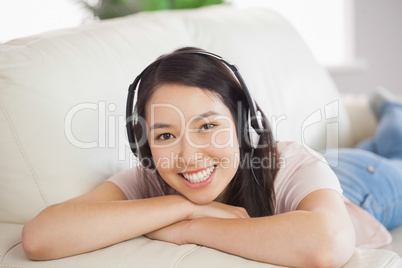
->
xmin=107 ymin=141 xmax=392 ymax=248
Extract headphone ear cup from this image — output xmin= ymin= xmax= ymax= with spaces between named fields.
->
xmin=132 ymin=121 xmax=156 ymax=169
xmin=248 ymin=110 xmax=262 ymax=149
xmin=126 ymin=119 xmax=138 ymax=157
xmin=132 ymin=121 xmax=143 ymax=157
xmin=249 ymin=126 xmax=260 ymax=149
xmin=239 ymin=104 xmax=250 ymax=149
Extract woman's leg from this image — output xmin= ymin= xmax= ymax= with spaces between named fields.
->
xmin=325 ymin=89 xmax=402 ymax=230
xmin=374 ymin=102 xmax=402 ymax=159
xmin=357 ymin=87 xmax=402 ymax=159
xmin=356 ymin=90 xmax=402 ymax=154
xmin=325 ymin=149 xmax=402 ymax=230
xmin=355 ymin=138 xmax=377 ymax=153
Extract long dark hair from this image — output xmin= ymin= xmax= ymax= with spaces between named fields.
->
xmin=132 ymin=47 xmax=278 ymax=217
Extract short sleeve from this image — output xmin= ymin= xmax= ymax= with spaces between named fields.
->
xmin=274 ymin=141 xmax=343 ymax=214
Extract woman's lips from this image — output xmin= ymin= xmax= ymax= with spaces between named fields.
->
xmin=179 ymin=165 xmax=216 ymax=189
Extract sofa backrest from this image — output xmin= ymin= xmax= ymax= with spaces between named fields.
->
xmin=0 ymin=5 xmax=352 ymax=223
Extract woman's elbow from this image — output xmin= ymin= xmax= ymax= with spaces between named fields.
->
xmin=310 ymin=246 xmax=354 ymax=268
xmin=309 ymin=228 xmax=355 ymax=268
xmin=22 ymin=224 xmax=41 ymax=260
xmin=21 ymin=221 xmax=55 ymax=261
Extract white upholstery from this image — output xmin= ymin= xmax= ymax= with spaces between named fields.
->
xmin=0 ymin=5 xmax=401 ymax=267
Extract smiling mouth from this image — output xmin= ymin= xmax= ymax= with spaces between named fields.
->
xmin=180 ymin=165 xmax=216 ymax=184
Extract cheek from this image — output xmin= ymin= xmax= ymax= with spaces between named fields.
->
xmin=213 ymin=132 xmax=233 ymax=147
xmin=150 ymin=148 xmax=176 ymax=171
xmin=208 ymin=143 xmax=240 ymax=171
xmin=210 ymin=126 xmax=239 ymax=149
xmin=207 ymin=129 xmax=240 ymax=168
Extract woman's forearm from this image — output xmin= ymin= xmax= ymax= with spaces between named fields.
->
xmin=22 ymin=195 xmax=192 ymax=260
xmin=185 ymin=211 xmax=355 ymax=268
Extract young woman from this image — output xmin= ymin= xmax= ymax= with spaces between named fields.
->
xmin=21 ymin=47 xmax=401 ymax=267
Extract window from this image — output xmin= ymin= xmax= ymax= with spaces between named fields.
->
xmin=229 ymin=0 xmax=364 ymax=72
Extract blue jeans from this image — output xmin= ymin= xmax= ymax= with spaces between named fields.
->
xmin=324 ymin=102 xmax=402 ymax=230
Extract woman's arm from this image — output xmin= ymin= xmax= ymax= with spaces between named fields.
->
xmin=169 ymin=189 xmax=355 ymax=268
xmin=21 ymin=182 xmax=194 ymax=260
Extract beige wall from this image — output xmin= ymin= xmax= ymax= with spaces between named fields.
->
xmin=331 ymin=0 xmax=402 ymax=95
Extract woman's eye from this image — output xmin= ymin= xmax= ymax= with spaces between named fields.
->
xmin=200 ymin=123 xmax=215 ymax=131
xmin=157 ymin=133 xmax=175 ymax=140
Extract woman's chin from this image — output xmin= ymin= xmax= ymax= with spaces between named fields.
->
xmin=186 ymin=193 xmax=220 ymax=205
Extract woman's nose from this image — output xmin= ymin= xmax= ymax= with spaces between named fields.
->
xmin=177 ymin=134 xmax=205 ymax=168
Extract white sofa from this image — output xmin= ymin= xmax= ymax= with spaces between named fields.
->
xmin=1 ymin=5 xmax=401 ymax=268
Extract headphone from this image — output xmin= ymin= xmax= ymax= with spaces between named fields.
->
xmin=126 ymin=49 xmax=264 ymax=158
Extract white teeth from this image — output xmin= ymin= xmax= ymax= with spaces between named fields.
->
xmin=182 ymin=166 xmax=215 ymax=184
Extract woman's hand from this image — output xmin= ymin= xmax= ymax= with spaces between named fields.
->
xmin=188 ymin=201 xmax=250 ymax=220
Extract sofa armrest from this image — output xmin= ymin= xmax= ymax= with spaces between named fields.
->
xmin=341 ymin=93 xmax=378 ymax=147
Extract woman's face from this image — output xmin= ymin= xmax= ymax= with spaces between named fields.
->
xmin=145 ymin=84 xmax=240 ymax=204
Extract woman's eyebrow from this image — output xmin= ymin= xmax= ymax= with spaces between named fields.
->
xmin=149 ymin=111 xmax=222 ymax=131
xmin=149 ymin=123 xmax=171 ymax=131
xmin=193 ymin=111 xmax=222 ymax=122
